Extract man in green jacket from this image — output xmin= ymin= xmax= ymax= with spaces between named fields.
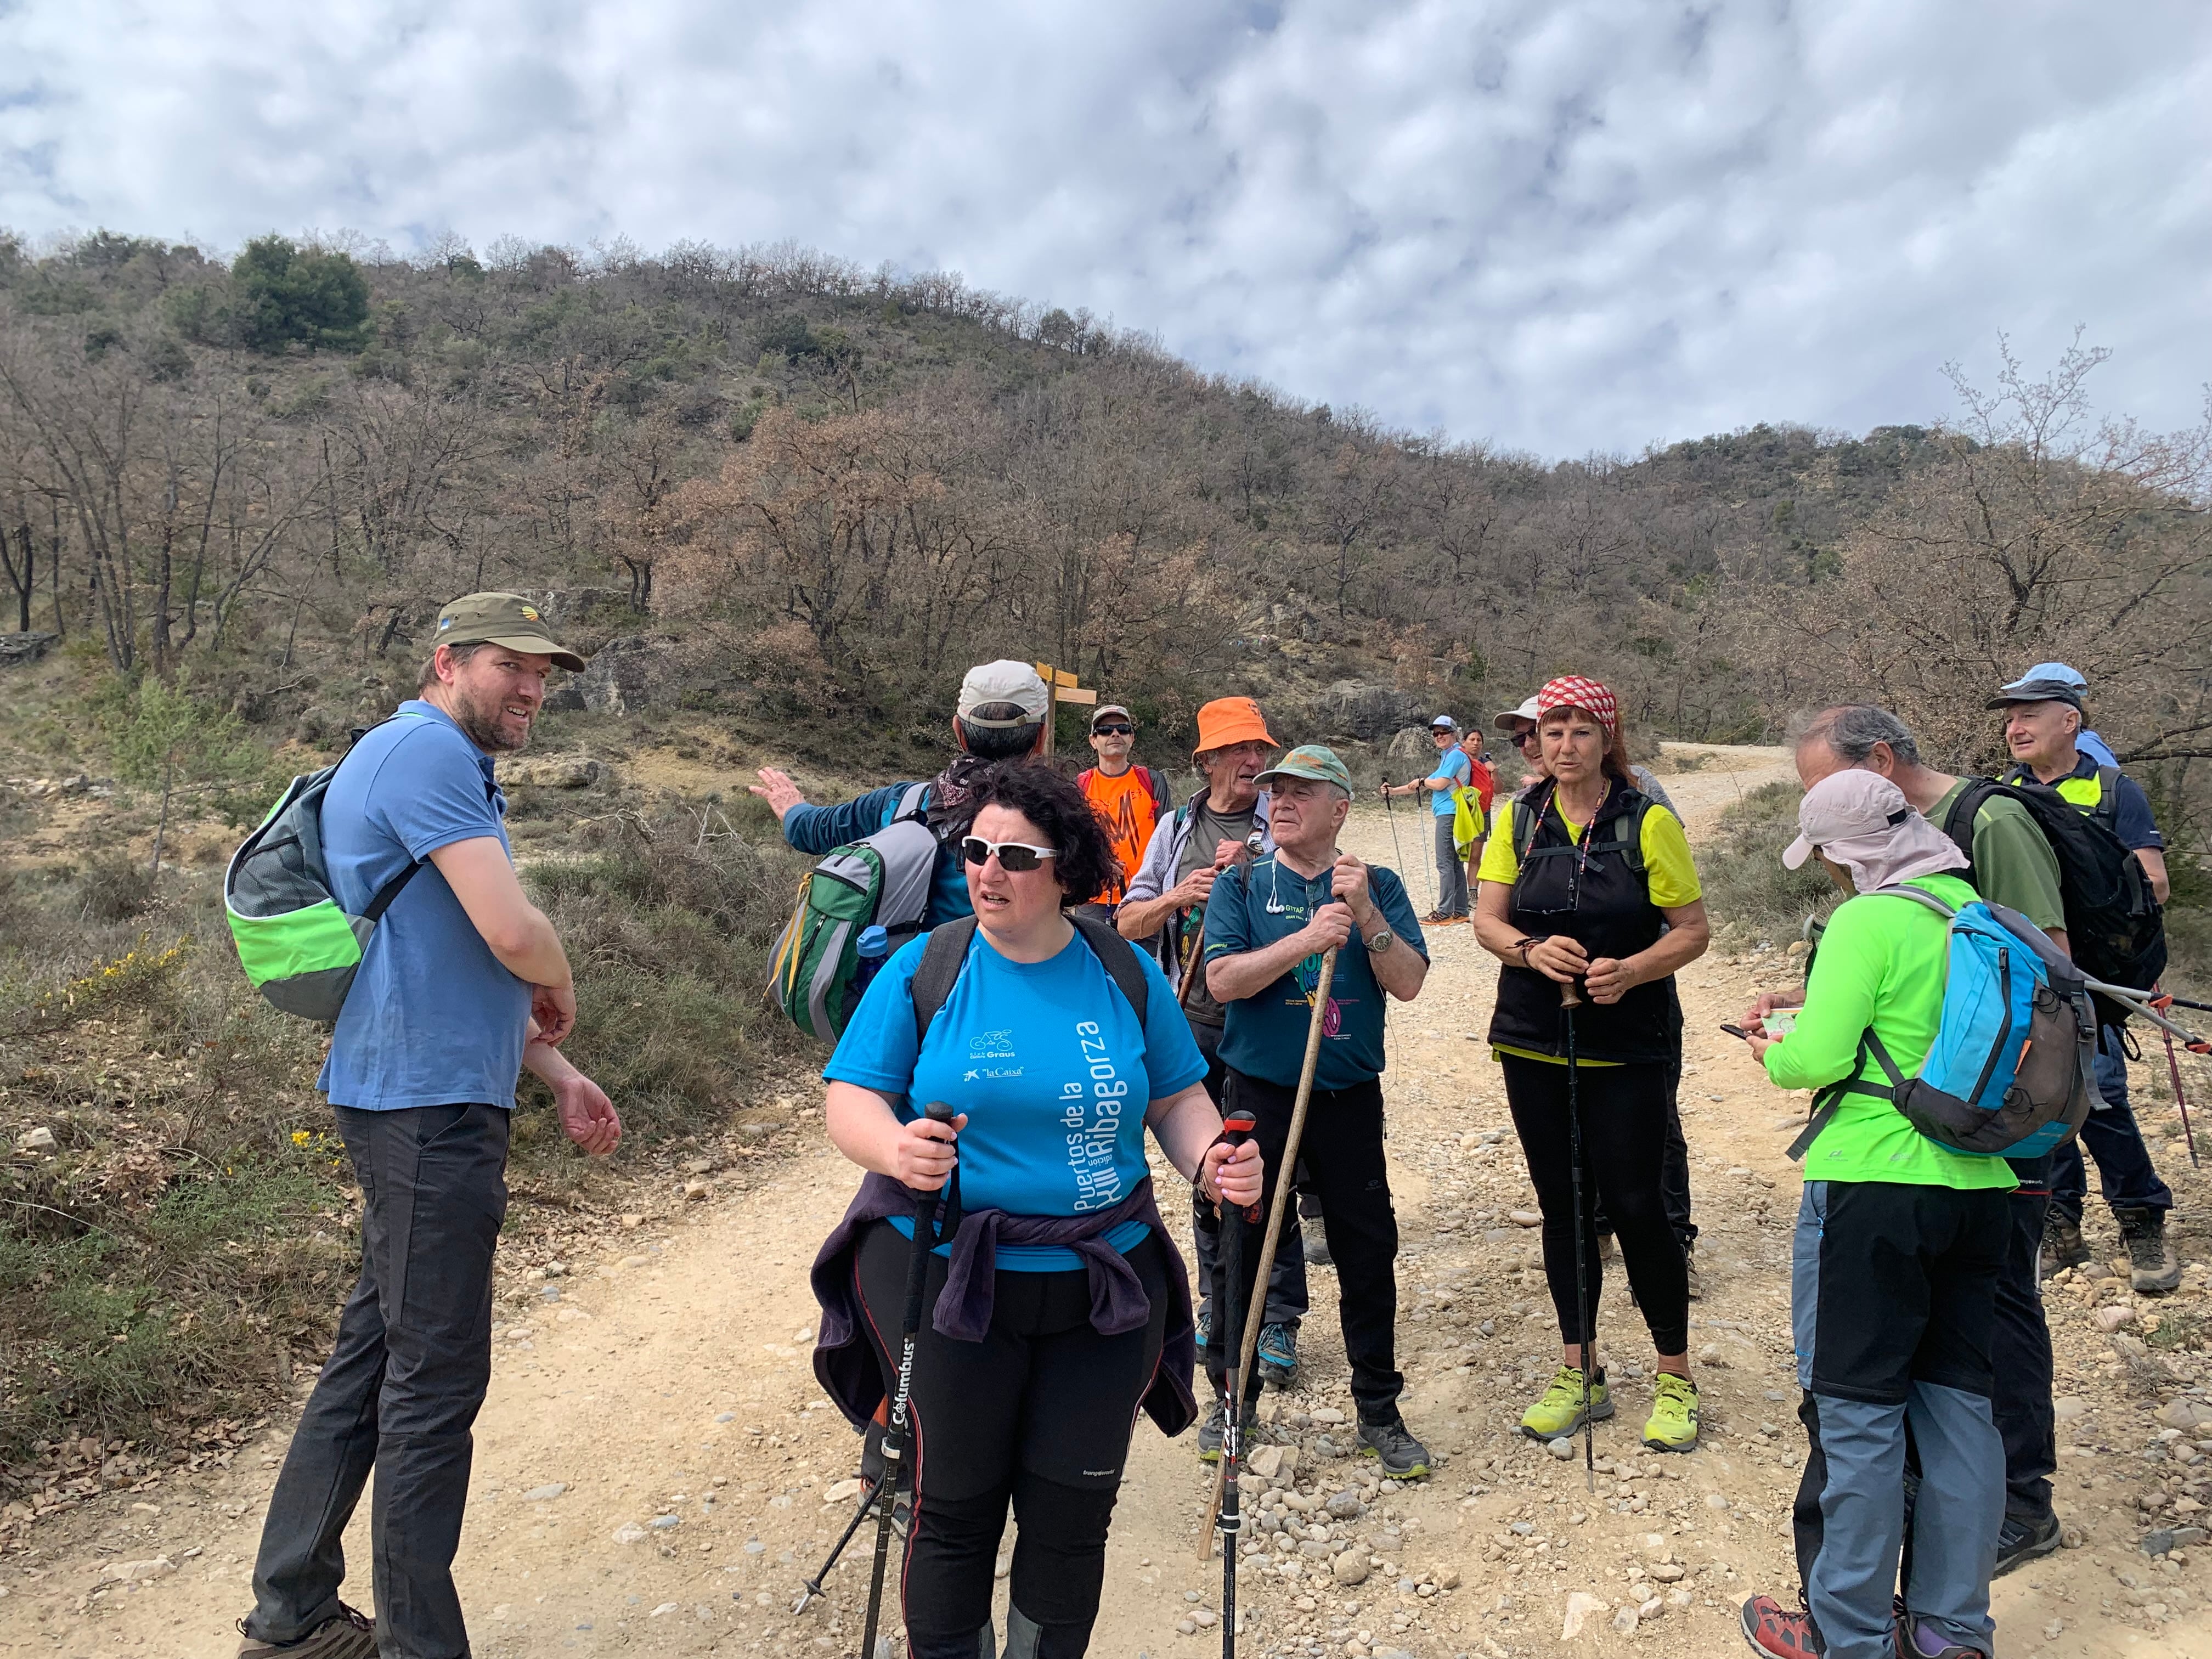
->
xmin=1736 ymin=770 xmax=2011 ymax=1659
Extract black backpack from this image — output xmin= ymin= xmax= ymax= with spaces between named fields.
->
xmin=909 ymin=911 xmax=1150 ymax=1045
xmin=1939 ymin=778 xmax=2165 ymax=1029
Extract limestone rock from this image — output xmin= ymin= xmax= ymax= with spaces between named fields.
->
xmin=1560 ymin=1592 xmax=1608 ymax=1639
xmin=1330 ymin=1552 xmax=1370 ymax=1585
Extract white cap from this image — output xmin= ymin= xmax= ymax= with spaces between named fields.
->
xmin=1429 ymin=713 xmax=1459 ymax=730
xmin=1492 ymin=696 xmax=1541 ymax=733
xmin=957 ymin=660 xmax=1051 ymax=726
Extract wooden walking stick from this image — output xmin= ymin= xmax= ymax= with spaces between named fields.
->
xmin=1196 ymin=947 xmax=1339 ymax=1561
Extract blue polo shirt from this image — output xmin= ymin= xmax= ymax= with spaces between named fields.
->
xmin=1205 ymin=856 xmax=1427 ymax=1091
xmin=823 ymin=923 xmax=1205 ymax=1270
xmin=316 ymin=700 xmax=531 ymax=1110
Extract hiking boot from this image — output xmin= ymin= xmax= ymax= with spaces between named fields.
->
xmin=1737 ymin=1595 xmax=1819 ymax=1659
xmin=1302 ymin=1218 xmax=1333 ymax=1269
xmin=1256 ymin=1322 xmax=1298 ymax=1386
xmin=236 ymin=1606 xmax=376 ymax=1659
xmin=1684 ymin=1239 xmax=1703 ymax=1301
xmin=1519 ymin=1365 xmax=1612 ymax=1440
xmin=2040 ymin=1207 xmax=2090 ymax=1277
xmin=1891 ymin=1599 xmax=1989 ymax=1658
xmin=1357 ymin=1415 xmax=1432 ymax=1479
xmin=1991 ymin=1509 xmax=2062 ymax=1578
xmin=2117 ymin=1206 xmax=2181 ymax=1294
xmin=1642 ymin=1373 xmax=1701 ymax=1453
xmin=1196 ymin=1398 xmax=1259 ymax=1463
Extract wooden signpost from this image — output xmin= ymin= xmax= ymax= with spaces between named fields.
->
xmin=1032 ymin=662 xmax=1097 ymax=755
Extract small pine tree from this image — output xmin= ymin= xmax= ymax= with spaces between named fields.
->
xmin=232 ymin=235 xmax=372 ymax=353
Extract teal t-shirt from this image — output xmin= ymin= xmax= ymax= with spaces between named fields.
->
xmin=1429 ymin=747 xmax=1471 ymax=817
xmin=1206 ymin=856 xmax=1427 ymax=1091
xmin=824 ymin=923 xmax=1206 ymax=1269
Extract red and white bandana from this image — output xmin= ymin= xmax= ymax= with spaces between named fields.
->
xmin=1536 ymin=675 xmax=1618 ymax=734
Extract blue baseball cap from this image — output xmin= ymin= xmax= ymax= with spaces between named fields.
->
xmin=1989 ymin=662 xmax=2086 ymax=710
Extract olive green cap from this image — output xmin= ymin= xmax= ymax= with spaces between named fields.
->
xmin=433 ymin=592 xmax=586 ymax=672
xmin=1254 ymin=744 xmax=1352 ymax=793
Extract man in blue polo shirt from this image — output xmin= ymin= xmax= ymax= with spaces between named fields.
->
xmin=238 ymin=594 xmax=622 ymax=1659
xmin=1203 ymin=745 xmax=1434 ymax=1477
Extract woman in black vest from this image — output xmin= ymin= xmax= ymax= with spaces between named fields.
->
xmin=1472 ymin=676 xmax=1713 ymax=1453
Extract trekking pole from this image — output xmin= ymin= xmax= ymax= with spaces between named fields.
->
xmin=2152 ymin=988 xmax=2203 ymax=1169
xmin=1214 ymin=1109 xmax=1261 ymax=1659
xmin=791 ymin=1471 xmax=882 ymax=1615
xmin=1561 ymin=975 xmax=1596 ymax=1493
xmin=860 ymin=1100 xmax=958 ymax=1659
xmin=2160 ymin=994 xmax=2212 ymax=1015
xmin=2080 ymin=978 xmax=2212 ymax=1054
xmin=1197 ymin=948 xmax=1339 ymax=1555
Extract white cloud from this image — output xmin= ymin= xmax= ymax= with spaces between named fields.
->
xmin=2 ymin=0 xmax=2205 ymax=454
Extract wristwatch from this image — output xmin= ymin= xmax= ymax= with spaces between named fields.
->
xmin=1364 ymin=927 xmax=1395 ymax=955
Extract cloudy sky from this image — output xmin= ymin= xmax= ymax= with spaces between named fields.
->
xmin=3 ymin=0 xmax=2205 ymax=456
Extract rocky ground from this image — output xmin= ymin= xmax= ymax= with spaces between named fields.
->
xmin=6 ymin=744 xmax=2212 ymax=1658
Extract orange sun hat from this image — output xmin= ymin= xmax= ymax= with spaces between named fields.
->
xmin=1193 ymin=696 xmax=1278 ymax=755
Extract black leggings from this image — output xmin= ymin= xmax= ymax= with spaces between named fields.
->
xmin=854 ymin=1222 xmax=1170 ymax=1658
xmin=1502 ymin=1056 xmax=1689 ymax=1357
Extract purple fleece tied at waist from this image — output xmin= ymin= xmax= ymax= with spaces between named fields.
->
xmin=810 ymin=1172 xmax=1199 ymax=1438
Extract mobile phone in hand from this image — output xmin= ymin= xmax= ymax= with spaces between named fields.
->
xmin=1720 ymin=1023 xmax=1751 ymax=1041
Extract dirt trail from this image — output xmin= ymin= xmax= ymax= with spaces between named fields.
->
xmin=9 ymin=744 xmax=2211 ymax=1658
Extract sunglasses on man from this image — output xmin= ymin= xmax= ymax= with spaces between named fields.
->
xmin=1092 ymin=723 xmax=1134 ymax=737
xmin=961 ymin=836 xmax=1059 ymax=873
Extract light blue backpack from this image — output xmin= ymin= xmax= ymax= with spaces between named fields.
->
xmin=1787 ymin=886 xmax=2096 ymax=1160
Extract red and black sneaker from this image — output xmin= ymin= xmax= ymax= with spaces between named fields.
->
xmin=1740 ymin=1594 xmax=1820 ymax=1659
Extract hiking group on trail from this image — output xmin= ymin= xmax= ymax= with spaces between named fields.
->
xmin=218 ymin=604 xmax=2193 ymax=1659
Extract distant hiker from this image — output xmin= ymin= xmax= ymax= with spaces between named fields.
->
xmin=1203 ymin=745 xmax=1434 ymax=1476
xmin=1472 ymin=676 xmax=1709 ymax=1454
xmin=751 ymin=659 xmax=1051 ymax=927
xmin=1990 ymin=664 xmax=2178 ymax=1291
xmin=1075 ymin=701 xmax=1171 ymax=921
xmin=1381 ymin=713 xmax=1472 ymax=921
xmin=1736 ymin=770 xmax=2012 ymax=1659
xmin=1493 ymin=693 xmax=1679 ymax=814
xmin=808 ymin=761 xmax=1260 ymax=1659
xmin=236 ymin=594 xmax=623 ymax=1659
xmin=1777 ymin=703 xmax=2069 ymax=1577
xmin=1116 ymin=696 xmax=1307 ymax=1387
xmin=1492 ymin=690 xmax=1701 ymax=1291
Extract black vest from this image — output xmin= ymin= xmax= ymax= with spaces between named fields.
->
xmin=1488 ymin=779 xmax=1674 ymax=1064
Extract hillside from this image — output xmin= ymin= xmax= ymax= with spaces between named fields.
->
xmin=2 ymin=227 xmax=2209 ymax=1542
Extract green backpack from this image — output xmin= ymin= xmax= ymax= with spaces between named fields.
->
xmin=224 ymin=715 xmax=437 ymax=1022
xmin=767 ymin=785 xmax=942 ymax=1041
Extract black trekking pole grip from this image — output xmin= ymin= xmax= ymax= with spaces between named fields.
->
xmin=860 ymin=1100 xmax=960 ymax=1659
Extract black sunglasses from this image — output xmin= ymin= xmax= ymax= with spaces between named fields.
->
xmin=1513 ymin=727 xmax=1539 ymax=748
xmin=1092 ymin=723 xmax=1135 ymax=737
xmin=961 ymin=836 xmax=1059 ymax=873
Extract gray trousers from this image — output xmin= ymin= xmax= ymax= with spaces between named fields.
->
xmin=246 ymin=1103 xmax=510 ymax=1659
xmin=1432 ymin=815 xmax=1469 ymax=916
xmin=1790 ymin=1181 xmax=2006 ymax=1659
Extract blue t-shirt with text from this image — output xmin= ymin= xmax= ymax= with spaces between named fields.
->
xmin=824 ymin=924 xmax=1207 ymax=1270
xmin=1429 ymin=747 xmax=1471 ymax=817
xmin=1206 ymin=856 xmax=1427 ymax=1091
xmin=317 ymin=701 xmax=531 ymax=1111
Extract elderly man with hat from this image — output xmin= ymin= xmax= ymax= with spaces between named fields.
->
xmin=1202 ymin=744 xmax=1435 ymax=1476
xmin=752 ymin=659 xmax=1052 ymax=927
xmin=236 ymin=595 xmax=622 ymax=1659
xmin=1382 ymin=713 xmax=1475 ymax=922
xmin=1988 ymin=662 xmax=2179 ymax=1291
xmin=1119 ymin=697 xmax=1312 ymax=1400
xmin=1075 ymin=701 xmax=1172 ymax=923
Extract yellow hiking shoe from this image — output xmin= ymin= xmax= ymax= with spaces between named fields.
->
xmin=1519 ymin=1365 xmax=1612 ymax=1440
xmin=1643 ymin=1373 xmax=1701 ymax=1453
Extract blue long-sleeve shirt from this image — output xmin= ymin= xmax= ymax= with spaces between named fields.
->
xmin=781 ymin=781 xmax=974 ymax=926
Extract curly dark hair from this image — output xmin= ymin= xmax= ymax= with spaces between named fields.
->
xmin=966 ymin=760 xmax=1120 ymax=907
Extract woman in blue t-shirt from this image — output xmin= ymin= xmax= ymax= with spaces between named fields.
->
xmin=816 ymin=761 xmax=1262 ymax=1659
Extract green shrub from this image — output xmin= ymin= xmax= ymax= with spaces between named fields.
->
xmin=232 ymin=235 xmax=371 ymax=354
xmin=1697 ymin=780 xmax=1837 ymax=941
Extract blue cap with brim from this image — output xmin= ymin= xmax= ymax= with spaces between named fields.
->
xmin=1988 ymin=666 xmax=2085 ymax=710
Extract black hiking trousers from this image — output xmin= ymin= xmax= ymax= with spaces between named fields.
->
xmin=244 ymin=1103 xmax=509 ymax=1659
